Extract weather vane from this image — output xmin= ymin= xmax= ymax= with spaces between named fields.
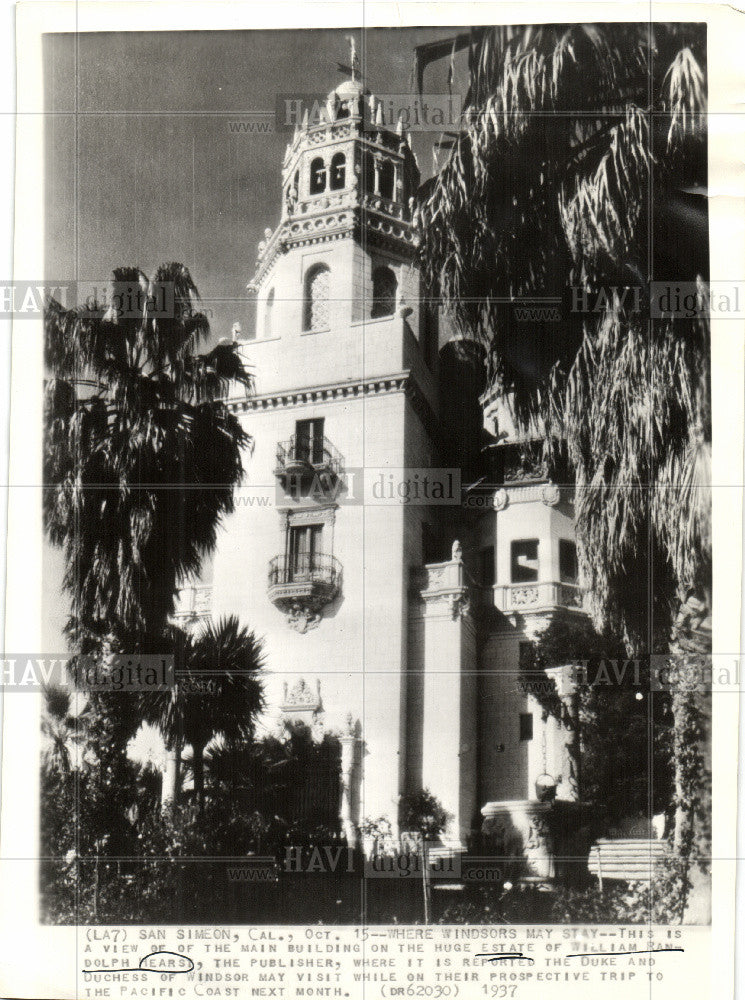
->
xmin=346 ymin=34 xmax=359 ymax=82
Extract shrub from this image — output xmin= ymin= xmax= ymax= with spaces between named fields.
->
xmin=399 ymin=789 xmax=450 ymax=839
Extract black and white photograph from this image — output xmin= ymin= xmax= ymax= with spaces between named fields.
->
xmin=1 ymin=3 xmax=744 ymax=997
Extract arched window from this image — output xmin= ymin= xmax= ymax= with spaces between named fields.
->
xmin=309 ymin=157 xmax=326 ymax=195
xmin=303 ymin=264 xmax=330 ymax=332
xmin=371 ymin=266 xmax=397 ymax=319
xmin=264 ymin=288 xmax=275 ymax=339
xmin=330 ymin=152 xmax=346 ymax=190
xmin=379 ymin=159 xmax=395 ymax=200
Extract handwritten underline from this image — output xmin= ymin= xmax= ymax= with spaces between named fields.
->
xmin=476 ymin=948 xmax=685 ymax=965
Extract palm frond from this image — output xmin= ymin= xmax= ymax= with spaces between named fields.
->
xmin=417 ymin=23 xmax=709 ymax=645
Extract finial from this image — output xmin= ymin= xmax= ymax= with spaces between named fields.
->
xmin=396 ymin=114 xmax=405 ymax=137
xmin=375 ymin=103 xmax=384 ymax=127
xmin=346 ymin=35 xmax=358 ymax=82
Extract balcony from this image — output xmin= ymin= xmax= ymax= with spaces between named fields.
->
xmin=411 ymin=558 xmax=472 ymax=619
xmin=274 ymin=435 xmax=344 ymax=488
xmin=172 ymin=584 xmax=212 ymax=629
xmin=493 ymin=581 xmax=584 ymax=615
xmin=267 ymin=553 xmax=342 ymax=632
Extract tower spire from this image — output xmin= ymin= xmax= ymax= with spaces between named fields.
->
xmin=345 ymin=34 xmax=359 ymax=83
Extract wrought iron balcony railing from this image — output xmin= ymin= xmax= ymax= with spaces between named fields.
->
xmin=267 ymin=553 xmax=342 ymax=631
xmin=274 ymin=435 xmax=345 ymax=480
xmin=268 ymin=552 xmax=342 ymax=589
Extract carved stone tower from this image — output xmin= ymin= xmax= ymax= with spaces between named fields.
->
xmin=209 ymin=68 xmax=441 ymax=833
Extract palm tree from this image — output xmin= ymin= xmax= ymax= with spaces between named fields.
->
xmin=41 ymin=686 xmax=91 ymax=776
xmin=147 ymin=616 xmax=265 ymax=809
xmin=415 ymin=26 xmax=709 ymax=862
xmin=44 ymin=263 xmax=253 ymax=649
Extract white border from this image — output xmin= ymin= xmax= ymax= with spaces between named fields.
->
xmin=2 ymin=3 xmax=743 ymax=998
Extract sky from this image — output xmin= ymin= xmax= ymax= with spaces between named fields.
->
xmin=44 ymin=26 xmax=463 ymax=341
xmin=41 ymin=26 xmax=464 ymax=648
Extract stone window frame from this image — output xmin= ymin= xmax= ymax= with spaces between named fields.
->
xmin=280 ymin=505 xmax=337 ymax=562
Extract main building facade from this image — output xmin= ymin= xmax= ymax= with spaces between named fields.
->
xmin=176 ymin=75 xmax=584 ymax=851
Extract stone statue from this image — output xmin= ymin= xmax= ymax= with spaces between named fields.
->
xmin=451 ymin=539 xmax=463 ymax=563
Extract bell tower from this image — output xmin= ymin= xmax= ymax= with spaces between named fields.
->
xmin=210 ymin=60 xmax=443 ymax=833
xmin=247 ymin=70 xmax=425 ymax=371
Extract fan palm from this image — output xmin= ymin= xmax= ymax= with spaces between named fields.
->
xmin=44 ymin=263 xmax=253 ymax=647
xmin=146 ymin=616 xmax=265 ymax=808
xmin=41 ymin=686 xmax=90 ymax=776
xmin=416 ymin=25 xmax=709 ymax=856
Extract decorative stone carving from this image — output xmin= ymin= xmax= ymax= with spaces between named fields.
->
xmin=285 ymin=602 xmax=323 ymax=633
xmin=493 ymin=488 xmax=508 ymax=511
xmin=449 ymin=590 xmax=470 ymax=620
xmin=280 ymin=677 xmax=322 ymax=714
xmin=559 ymin=584 xmax=583 ymax=608
xmin=511 ymin=586 xmax=540 ymax=607
xmin=541 ymin=483 xmax=561 ymax=507
xmin=416 ymin=557 xmax=472 ymax=621
xmin=481 ymin=801 xmax=555 ymax=878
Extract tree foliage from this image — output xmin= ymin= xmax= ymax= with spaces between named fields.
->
xmin=143 ymin=616 xmax=265 ymax=806
xmin=527 ymin=618 xmax=674 ymax=824
xmin=44 ymin=263 xmax=253 ymax=644
xmin=416 ymin=24 xmax=710 ymax=649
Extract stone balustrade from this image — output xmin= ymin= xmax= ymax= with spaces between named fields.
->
xmin=492 ymin=581 xmax=584 ymax=614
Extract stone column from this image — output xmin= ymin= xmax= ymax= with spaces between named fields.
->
xmin=544 ymin=665 xmax=580 ymax=800
xmin=412 ymin=551 xmax=477 ymax=849
xmin=339 ymin=715 xmax=359 ymax=847
xmin=373 ymin=154 xmax=381 ymax=195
